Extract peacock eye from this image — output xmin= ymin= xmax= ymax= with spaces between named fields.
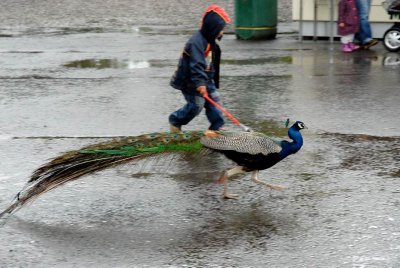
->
xmin=297 ymin=122 xmax=304 ymax=129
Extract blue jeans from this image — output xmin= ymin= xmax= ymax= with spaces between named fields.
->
xmin=169 ymin=89 xmax=224 ymax=130
xmin=355 ymin=0 xmax=373 ymax=44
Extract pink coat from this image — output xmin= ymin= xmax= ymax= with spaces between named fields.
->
xmin=337 ymin=0 xmax=359 ymax=36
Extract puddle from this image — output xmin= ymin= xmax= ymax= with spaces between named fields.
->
xmin=0 ymin=51 xmax=43 ymax=54
xmin=223 ymin=56 xmax=292 ymax=65
xmin=58 ymin=27 xmax=107 ymax=34
xmin=63 ymin=59 xmax=150 ymax=69
xmin=138 ymin=26 xmax=197 ymax=36
xmin=250 ymin=119 xmax=293 ymax=137
xmin=322 ymin=132 xmax=400 ymax=176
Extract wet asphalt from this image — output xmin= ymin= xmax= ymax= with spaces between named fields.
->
xmin=1 ymin=1 xmax=400 ymax=267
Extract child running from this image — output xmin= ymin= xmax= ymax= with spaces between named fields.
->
xmin=168 ymin=5 xmax=230 ymax=132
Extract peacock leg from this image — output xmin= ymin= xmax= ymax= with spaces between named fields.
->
xmin=251 ymin=170 xmax=285 ymax=191
xmin=219 ymin=166 xmax=245 ymax=199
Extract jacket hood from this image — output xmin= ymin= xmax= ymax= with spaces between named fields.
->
xmin=200 ymin=5 xmax=230 ymax=44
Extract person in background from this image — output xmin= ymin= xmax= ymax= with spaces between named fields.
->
xmin=338 ymin=0 xmax=360 ymax=52
xmin=169 ymin=5 xmax=230 ymax=133
xmin=355 ymin=0 xmax=379 ymax=49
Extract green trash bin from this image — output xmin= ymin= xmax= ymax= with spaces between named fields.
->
xmin=235 ymin=0 xmax=277 ymax=40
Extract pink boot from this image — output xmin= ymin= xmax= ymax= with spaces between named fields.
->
xmin=341 ymin=43 xmax=352 ymax=53
xmin=349 ymin=42 xmax=360 ymax=51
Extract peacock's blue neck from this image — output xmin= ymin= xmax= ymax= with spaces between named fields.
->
xmin=279 ymin=126 xmax=303 ymax=158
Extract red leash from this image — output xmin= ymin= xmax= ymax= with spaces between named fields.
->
xmin=203 ymin=92 xmax=251 ymax=132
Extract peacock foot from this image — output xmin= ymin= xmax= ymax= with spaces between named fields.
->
xmin=223 ymin=192 xmax=239 ymax=199
xmin=265 ymin=184 xmax=286 ymax=191
xmin=217 ymin=174 xmax=226 ymax=184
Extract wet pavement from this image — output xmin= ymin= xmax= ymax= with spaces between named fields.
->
xmin=1 ymin=1 xmax=400 ymax=267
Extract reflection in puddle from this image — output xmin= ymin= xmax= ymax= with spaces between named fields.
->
xmin=62 ymin=57 xmax=293 ymax=70
xmin=383 ymin=54 xmax=400 ymax=66
xmin=127 ymin=61 xmax=150 ymax=69
xmin=59 ymin=27 xmax=106 ymax=34
xmin=292 ymin=49 xmax=400 ymax=69
xmin=63 ymin=59 xmax=150 ymax=69
xmin=223 ymin=56 xmax=292 ymax=65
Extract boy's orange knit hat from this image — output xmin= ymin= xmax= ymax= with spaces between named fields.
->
xmin=202 ymin=4 xmax=231 ymax=24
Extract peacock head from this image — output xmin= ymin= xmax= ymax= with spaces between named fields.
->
xmin=294 ymin=121 xmax=307 ymax=130
xmin=285 ymin=119 xmax=307 ymax=131
xmin=288 ymin=121 xmax=306 ymax=149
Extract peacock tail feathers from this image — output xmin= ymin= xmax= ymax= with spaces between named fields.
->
xmin=80 ymin=131 xmax=205 ymax=156
xmin=0 ymin=131 xmax=207 ymax=220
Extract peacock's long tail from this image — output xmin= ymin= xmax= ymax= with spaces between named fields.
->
xmin=0 ymin=131 xmax=206 ymax=220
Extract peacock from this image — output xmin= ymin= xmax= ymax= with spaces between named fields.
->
xmin=0 ymin=121 xmax=306 ymax=220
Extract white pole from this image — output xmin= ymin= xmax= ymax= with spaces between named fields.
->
xmin=314 ymin=0 xmax=318 ymax=41
xmin=299 ymin=0 xmax=303 ymax=42
xmin=329 ymin=0 xmax=334 ymax=43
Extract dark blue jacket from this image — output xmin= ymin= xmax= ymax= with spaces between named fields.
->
xmin=170 ymin=11 xmax=226 ymax=95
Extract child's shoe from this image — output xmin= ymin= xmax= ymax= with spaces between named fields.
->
xmin=349 ymin=42 xmax=360 ymax=51
xmin=341 ymin=43 xmax=352 ymax=53
xmin=170 ymin=124 xmax=182 ymax=133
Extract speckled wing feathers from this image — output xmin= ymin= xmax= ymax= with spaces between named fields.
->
xmin=200 ymin=132 xmax=282 ymax=155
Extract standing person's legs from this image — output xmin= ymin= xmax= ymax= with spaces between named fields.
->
xmin=341 ymin=34 xmax=356 ymax=52
xmin=204 ymin=90 xmax=224 ymax=130
xmin=355 ymin=0 xmax=378 ymax=48
xmin=169 ymin=92 xmax=205 ymax=131
xmin=341 ymin=34 xmax=354 ymax=44
xmin=355 ymin=0 xmax=372 ymax=44
xmin=341 ymin=34 xmax=359 ymax=52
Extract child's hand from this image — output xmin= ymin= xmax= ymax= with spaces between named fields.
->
xmin=197 ymin=86 xmax=207 ymax=96
xmin=339 ymin=22 xmax=345 ymax=27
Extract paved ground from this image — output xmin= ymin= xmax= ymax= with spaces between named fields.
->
xmin=1 ymin=1 xmax=400 ymax=267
